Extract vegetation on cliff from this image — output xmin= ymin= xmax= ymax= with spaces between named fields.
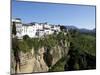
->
xmin=49 ymin=29 xmax=96 ymax=71
xmin=12 ymin=27 xmax=96 ymax=73
xmin=12 ymin=31 xmax=69 ymax=73
xmin=12 ymin=31 xmax=68 ymax=53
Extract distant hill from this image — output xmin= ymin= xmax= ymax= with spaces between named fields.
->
xmin=65 ymin=26 xmax=78 ymax=30
xmin=65 ymin=25 xmax=96 ymax=34
xmin=92 ymin=28 xmax=96 ymax=32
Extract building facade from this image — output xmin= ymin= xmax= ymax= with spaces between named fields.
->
xmin=12 ymin=18 xmax=61 ymax=39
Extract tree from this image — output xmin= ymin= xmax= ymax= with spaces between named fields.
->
xmin=23 ymin=35 xmax=30 ymax=40
xmin=12 ymin=38 xmax=20 ymax=73
xmin=12 ymin=22 xmax=16 ymax=35
xmin=60 ymin=26 xmax=66 ymax=31
xmin=69 ymin=29 xmax=79 ymax=38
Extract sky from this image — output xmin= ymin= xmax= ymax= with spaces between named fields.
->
xmin=12 ymin=0 xmax=96 ymax=29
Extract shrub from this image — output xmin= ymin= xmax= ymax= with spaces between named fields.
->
xmin=18 ymin=40 xmax=30 ymax=53
xmin=23 ymin=35 xmax=30 ymax=40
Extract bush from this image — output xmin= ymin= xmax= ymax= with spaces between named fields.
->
xmin=18 ymin=40 xmax=30 ymax=53
xmin=23 ymin=35 xmax=30 ymax=40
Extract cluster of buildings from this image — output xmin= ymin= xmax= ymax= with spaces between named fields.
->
xmin=12 ymin=18 xmax=61 ymax=39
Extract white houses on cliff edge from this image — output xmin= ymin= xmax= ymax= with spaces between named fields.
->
xmin=12 ymin=18 xmax=61 ymax=39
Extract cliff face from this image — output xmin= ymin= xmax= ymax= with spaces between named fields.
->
xmin=11 ymin=38 xmax=70 ymax=74
xmin=50 ymin=41 xmax=70 ymax=66
xmin=17 ymin=47 xmax=48 ymax=73
xmin=11 ymin=28 xmax=96 ymax=74
xmin=14 ymin=40 xmax=70 ymax=73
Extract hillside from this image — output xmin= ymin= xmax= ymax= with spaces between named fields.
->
xmin=49 ymin=29 xmax=96 ymax=71
xmin=11 ymin=28 xmax=96 ymax=74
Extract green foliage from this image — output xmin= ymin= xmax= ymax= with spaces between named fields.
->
xmin=71 ymin=34 xmax=96 ymax=56
xmin=56 ymin=32 xmax=64 ymax=41
xmin=74 ymin=63 xmax=80 ymax=70
xmin=23 ymin=35 xmax=30 ymax=40
xmin=64 ymin=47 xmax=96 ymax=71
xmin=12 ymin=30 xmax=70 ymax=54
xmin=49 ymin=30 xmax=96 ymax=72
xmin=45 ymin=36 xmax=57 ymax=49
xmin=26 ymin=38 xmax=33 ymax=49
xmin=18 ymin=40 xmax=30 ymax=53
xmin=32 ymin=38 xmax=40 ymax=52
xmin=49 ymin=57 xmax=67 ymax=72
xmin=12 ymin=37 xmax=32 ymax=53
xmin=68 ymin=29 xmax=96 ymax=56
xmin=64 ymin=30 xmax=96 ymax=71
xmin=69 ymin=29 xmax=79 ymax=38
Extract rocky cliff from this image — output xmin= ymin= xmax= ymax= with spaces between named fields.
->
xmin=11 ymin=39 xmax=70 ymax=74
xmin=11 ymin=31 xmax=71 ymax=74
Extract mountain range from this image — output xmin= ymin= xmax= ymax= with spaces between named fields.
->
xmin=65 ymin=25 xmax=96 ymax=33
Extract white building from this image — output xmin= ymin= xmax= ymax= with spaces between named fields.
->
xmin=12 ymin=18 xmax=61 ymax=39
xmin=22 ymin=24 xmax=36 ymax=38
